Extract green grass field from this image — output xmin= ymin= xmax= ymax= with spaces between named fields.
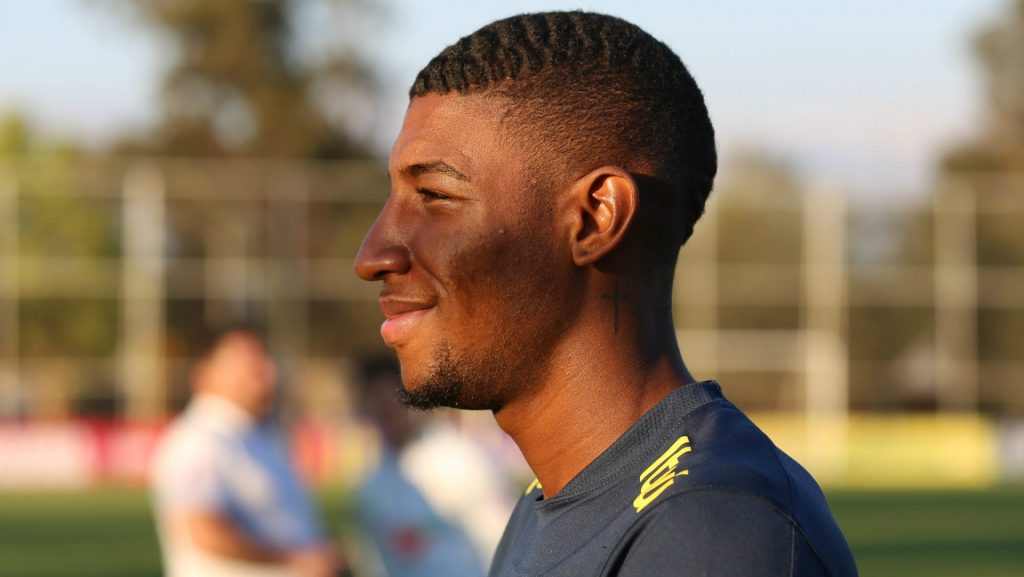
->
xmin=0 ymin=487 xmax=1021 ymax=577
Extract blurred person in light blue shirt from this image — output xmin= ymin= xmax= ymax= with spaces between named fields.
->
xmin=151 ymin=329 xmax=343 ymax=577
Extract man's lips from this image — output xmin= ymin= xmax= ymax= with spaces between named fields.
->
xmin=378 ymin=298 xmax=434 ymax=345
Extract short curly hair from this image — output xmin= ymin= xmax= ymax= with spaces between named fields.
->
xmin=411 ymin=11 xmax=717 ymax=255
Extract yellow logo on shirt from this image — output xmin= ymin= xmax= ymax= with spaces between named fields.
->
xmin=633 ymin=436 xmax=691 ymax=513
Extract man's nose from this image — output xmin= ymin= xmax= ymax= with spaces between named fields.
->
xmin=354 ymin=208 xmax=411 ymax=281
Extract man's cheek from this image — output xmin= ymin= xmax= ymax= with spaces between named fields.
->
xmin=443 ymin=236 xmax=514 ymax=292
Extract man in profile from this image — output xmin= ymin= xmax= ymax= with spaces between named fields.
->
xmin=355 ymin=11 xmax=857 ymax=577
xmin=151 ymin=329 xmax=341 ymax=577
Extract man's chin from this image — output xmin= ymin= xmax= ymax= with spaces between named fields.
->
xmin=395 ymin=341 xmax=498 ymax=411
xmin=397 ymin=378 xmax=463 ymax=411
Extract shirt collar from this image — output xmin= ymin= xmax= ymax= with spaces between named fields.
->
xmin=535 ymin=380 xmax=723 ymax=512
xmin=187 ymin=393 xmax=258 ymax=432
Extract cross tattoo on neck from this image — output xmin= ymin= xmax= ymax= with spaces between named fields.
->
xmin=601 ymin=282 xmax=630 ymax=334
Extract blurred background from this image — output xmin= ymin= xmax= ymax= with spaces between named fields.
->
xmin=2 ymin=0 xmax=1023 ymax=575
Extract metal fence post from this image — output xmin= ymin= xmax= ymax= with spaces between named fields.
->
xmin=121 ymin=164 xmax=167 ymax=420
xmin=802 ymin=182 xmax=849 ymax=478
xmin=0 ymin=171 xmax=20 ymax=416
xmin=933 ymin=180 xmax=978 ymax=412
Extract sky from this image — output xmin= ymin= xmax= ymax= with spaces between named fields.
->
xmin=0 ymin=0 xmax=1008 ymax=201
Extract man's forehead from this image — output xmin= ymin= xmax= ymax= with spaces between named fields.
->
xmin=388 ymin=93 xmax=509 ymax=177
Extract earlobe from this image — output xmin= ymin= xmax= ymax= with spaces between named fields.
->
xmin=569 ymin=167 xmax=639 ymax=267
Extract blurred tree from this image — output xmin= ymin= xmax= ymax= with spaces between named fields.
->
xmin=0 ymin=114 xmax=118 ymax=359
xmin=938 ymin=0 xmax=1024 ymax=414
xmin=715 ymin=150 xmax=804 ymax=273
xmin=92 ymin=0 xmax=389 ymax=378
xmin=0 ymin=115 xmax=32 ymax=155
xmin=945 ymin=0 xmax=1024 ymax=171
xmin=688 ymin=150 xmax=939 ymax=411
xmin=675 ymin=150 xmax=807 ymax=410
xmin=0 ymin=113 xmax=119 ymax=416
xmin=106 ymin=0 xmax=379 ymax=158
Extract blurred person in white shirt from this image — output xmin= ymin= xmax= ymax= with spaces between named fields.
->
xmin=355 ymin=357 xmax=513 ymax=577
xmin=151 ymin=329 xmax=343 ymax=577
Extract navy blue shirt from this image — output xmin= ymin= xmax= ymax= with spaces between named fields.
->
xmin=489 ymin=381 xmax=858 ymax=577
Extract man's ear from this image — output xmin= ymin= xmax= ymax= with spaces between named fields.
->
xmin=568 ymin=166 xmax=639 ymax=267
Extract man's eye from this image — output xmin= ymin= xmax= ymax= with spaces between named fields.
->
xmin=416 ymin=188 xmax=451 ymax=201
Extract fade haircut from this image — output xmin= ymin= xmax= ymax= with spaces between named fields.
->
xmin=411 ymin=11 xmax=717 ymax=261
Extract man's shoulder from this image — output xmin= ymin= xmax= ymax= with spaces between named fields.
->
xmin=614 ymin=398 xmax=858 ymax=577
xmin=157 ymin=414 xmax=219 ymax=450
xmin=152 ymin=413 xmax=237 ymax=481
xmin=630 ymin=398 xmax=794 ymax=509
xmin=633 ymin=485 xmax=792 ymax=533
xmin=615 ymin=488 xmax=831 ymax=577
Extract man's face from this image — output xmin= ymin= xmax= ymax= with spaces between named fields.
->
xmin=355 ymin=93 xmax=581 ymax=410
xmin=201 ymin=333 xmax=278 ymax=418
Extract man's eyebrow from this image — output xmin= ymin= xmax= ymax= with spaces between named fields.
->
xmin=403 ymin=161 xmax=471 ymax=182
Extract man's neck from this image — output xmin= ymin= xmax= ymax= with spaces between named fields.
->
xmin=494 ymin=333 xmax=693 ymax=499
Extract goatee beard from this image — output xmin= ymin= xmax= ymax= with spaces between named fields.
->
xmin=398 ymin=344 xmax=465 ymax=410
xmin=398 ymin=343 xmax=507 ymax=411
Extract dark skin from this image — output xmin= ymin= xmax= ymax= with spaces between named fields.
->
xmin=355 ymin=92 xmax=696 ymax=498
